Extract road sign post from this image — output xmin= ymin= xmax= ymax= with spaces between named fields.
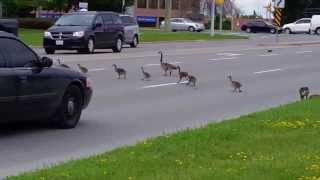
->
xmin=216 ymin=0 xmax=224 ymax=32
xmin=273 ymin=0 xmax=285 ymax=43
xmin=210 ymin=0 xmax=216 ymax=36
xmin=165 ymin=0 xmax=172 ymax=32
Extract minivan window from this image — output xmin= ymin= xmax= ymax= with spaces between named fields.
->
xmin=0 ymin=38 xmax=38 ymax=67
xmin=103 ymin=14 xmax=113 ymax=25
xmin=112 ymin=14 xmax=122 ymax=25
xmin=121 ymin=16 xmax=136 ymax=25
xmin=55 ymin=14 xmax=96 ymax=26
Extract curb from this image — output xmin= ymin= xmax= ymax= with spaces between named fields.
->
xmin=258 ymin=41 xmax=320 ymax=47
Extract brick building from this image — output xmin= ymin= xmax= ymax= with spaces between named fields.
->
xmin=134 ymin=0 xmax=200 ymax=27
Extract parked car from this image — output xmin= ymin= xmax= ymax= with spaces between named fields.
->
xmin=43 ymin=11 xmax=124 ymax=54
xmin=282 ymin=18 xmax=311 ymax=34
xmin=241 ymin=20 xmax=277 ymax=34
xmin=310 ymin=15 xmax=320 ymax=34
xmin=120 ymin=14 xmax=139 ymax=48
xmin=0 ymin=19 xmax=18 ymax=36
xmin=160 ymin=18 xmax=205 ymax=32
xmin=0 ymin=31 xmax=92 ymax=128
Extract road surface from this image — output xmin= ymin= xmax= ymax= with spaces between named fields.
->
xmin=1 ymin=33 xmax=320 ymax=177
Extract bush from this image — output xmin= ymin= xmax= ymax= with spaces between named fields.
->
xmin=18 ymin=18 xmax=54 ymax=30
xmin=205 ymin=17 xmax=231 ymax=30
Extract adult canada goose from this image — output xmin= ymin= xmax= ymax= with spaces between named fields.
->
xmin=158 ymin=51 xmax=178 ymax=76
xmin=112 ymin=64 xmax=126 ymax=79
xmin=228 ymin=75 xmax=242 ymax=93
xmin=299 ymin=87 xmax=310 ymax=100
xmin=77 ymin=64 xmax=88 ymax=73
xmin=141 ymin=66 xmax=151 ymax=81
xmin=177 ymin=66 xmax=188 ymax=83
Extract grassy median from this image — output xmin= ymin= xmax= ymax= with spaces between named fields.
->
xmin=7 ymin=98 xmax=320 ymax=180
xmin=18 ymin=28 xmax=247 ymax=47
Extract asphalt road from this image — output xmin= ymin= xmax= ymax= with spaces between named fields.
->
xmin=1 ymin=33 xmax=320 ymax=177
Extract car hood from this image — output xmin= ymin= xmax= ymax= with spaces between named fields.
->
xmin=48 ymin=25 xmax=90 ymax=32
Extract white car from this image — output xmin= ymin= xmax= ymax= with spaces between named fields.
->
xmin=282 ymin=18 xmax=311 ymax=34
xmin=310 ymin=15 xmax=320 ymax=34
xmin=160 ymin=18 xmax=205 ymax=32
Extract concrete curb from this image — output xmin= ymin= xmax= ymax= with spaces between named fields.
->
xmin=258 ymin=41 xmax=320 ymax=47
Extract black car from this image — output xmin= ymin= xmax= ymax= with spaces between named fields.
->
xmin=0 ymin=31 xmax=92 ymax=128
xmin=241 ymin=20 xmax=277 ymax=34
xmin=43 ymin=11 xmax=124 ymax=54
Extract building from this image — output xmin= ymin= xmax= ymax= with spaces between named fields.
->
xmin=134 ymin=0 xmax=200 ymax=27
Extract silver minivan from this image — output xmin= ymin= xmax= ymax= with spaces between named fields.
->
xmin=120 ymin=14 xmax=139 ymax=47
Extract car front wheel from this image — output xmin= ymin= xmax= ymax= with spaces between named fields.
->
xmin=188 ymin=26 xmax=195 ymax=32
xmin=270 ymin=28 xmax=276 ymax=34
xmin=52 ymin=85 xmax=83 ymax=129
xmin=284 ymin=28 xmax=291 ymax=34
xmin=112 ymin=37 xmax=122 ymax=53
xmin=246 ymin=28 xmax=251 ymax=33
xmin=316 ymin=28 xmax=320 ymax=35
xmin=130 ymin=36 xmax=138 ymax=48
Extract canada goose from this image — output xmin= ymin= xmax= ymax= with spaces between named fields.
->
xmin=141 ymin=66 xmax=151 ymax=81
xmin=177 ymin=66 xmax=188 ymax=83
xmin=186 ymin=75 xmax=197 ymax=87
xmin=158 ymin=51 xmax=178 ymax=76
xmin=299 ymin=87 xmax=310 ymax=100
xmin=228 ymin=75 xmax=242 ymax=93
xmin=77 ymin=64 xmax=88 ymax=73
xmin=112 ymin=64 xmax=126 ymax=79
xmin=57 ymin=59 xmax=70 ymax=68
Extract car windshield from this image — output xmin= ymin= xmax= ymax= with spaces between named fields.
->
xmin=55 ymin=14 xmax=95 ymax=26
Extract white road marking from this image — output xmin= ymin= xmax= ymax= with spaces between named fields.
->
xmin=254 ymin=68 xmax=284 ymax=74
xmin=145 ymin=61 xmax=183 ymax=67
xmin=140 ymin=81 xmax=188 ymax=89
xmin=217 ymin=53 xmax=244 ymax=56
xmin=296 ymin=51 xmax=313 ymax=54
xmin=258 ymin=53 xmax=280 ymax=57
xmin=89 ymin=68 xmax=106 ymax=72
xmin=208 ymin=57 xmax=237 ymax=62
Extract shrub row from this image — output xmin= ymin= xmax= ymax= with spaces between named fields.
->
xmin=18 ymin=18 xmax=54 ymax=30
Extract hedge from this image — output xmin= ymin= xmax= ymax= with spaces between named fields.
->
xmin=18 ymin=18 xmax=54 ymax=30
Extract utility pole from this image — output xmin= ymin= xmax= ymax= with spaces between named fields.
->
xmin=122 ymin=0 xmax=126 ymax=13
xmin=231 ymin=0 xmax=235 ymax=32
xmin=210 ymin=0 xmax=216 ymax=36
xmin=164 ymin=0 xmax=172 ymax=32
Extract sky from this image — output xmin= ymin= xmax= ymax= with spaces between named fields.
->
xmin=235 ymin=0 xmax=268 ymax=16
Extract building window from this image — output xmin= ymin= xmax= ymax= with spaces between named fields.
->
xmin=148 ymin=0 xmax=158 ymax=8
xmin=137 ymin=0 xmax=147 ymax=8
xmin=159 ymin=0 xmax=165 ymax=9
xmin=172 ymin=0 xmax=179 ymax=9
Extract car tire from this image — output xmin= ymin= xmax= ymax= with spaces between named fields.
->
xmin=80 ymin=38 xmax=95 ymax=54
xmin=188 ymin=26 xmax=195 ymax=32
xmin=130 ymin=35 xmax=138 ymax=48
xmin=316 ymin=28 xmax=320 ymax=35
xmin=45 ymin=48 xmax=55 ymax=54
xmin=246 ymin=28 xmax=251 ymax=33
xmin=51 ymin=85 xmax=83 ymax=129
xmin=270 ymin=28 xmax=276 ymax=34
xmin=284 ymin=28 xmax=291 ymax=34
xmin=112 ymin=36 xmax=122 ymax=53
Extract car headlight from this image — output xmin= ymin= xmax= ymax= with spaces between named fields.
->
xmin=44 ymin=31 xmax=52 ymax=38
xmin=73 ymin=31 xmax=85 ymax=37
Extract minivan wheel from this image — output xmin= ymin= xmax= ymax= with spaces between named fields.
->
xmin=130 ymin=36 xmax=138 ymax=48
xmin=246 ymin=28 xmax=251 ymax=33
xmin=112 ymin=37 xmax=122 ymax=53
xmin=270 ymin=28 xmax=276 ymax=34
xmin=316 ymin=28 xmax=320 ymax=35
xmin=45 ymin=48 xmax=55 ymax=54
xmin=188 ymin=26 xmax=195 ymax=32
xmin=87 ymin=38 xmax=95 ymax=53
xmin=51 ymin=85 xmax=83 ymax=129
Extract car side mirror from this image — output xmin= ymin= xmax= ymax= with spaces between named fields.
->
xmin=38 ymin=57 xmax=53 ymax=68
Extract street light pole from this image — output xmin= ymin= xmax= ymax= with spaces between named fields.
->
xmin=210 ymin=0 xmax=216 ymax=36
xmin=122 ymin=0 xmax=126 ymax=13
xmin=165 ymin=0 xmax=172 ymax=32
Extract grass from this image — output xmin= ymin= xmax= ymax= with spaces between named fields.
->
xmin=18 ymin=28 xmax=247 ymax=47
xmin=7 ymin=99 xmax=320 ymax=180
